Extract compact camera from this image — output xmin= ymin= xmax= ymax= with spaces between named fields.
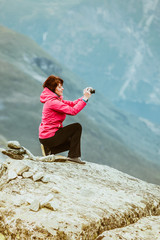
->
xmin=90 ymin=88 xmax=95 ymax=94
xmin=87 ymin=87 xmax=95 ymax=94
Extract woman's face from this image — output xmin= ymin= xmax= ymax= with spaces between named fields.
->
xmin=55 ymin=83 xmax=64 ymax=96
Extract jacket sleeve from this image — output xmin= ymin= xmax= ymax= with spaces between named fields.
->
xmin=49 ymin=98 xmax=87 ymax=115
xmin=62 ymin=97 xmax=83 ymax=107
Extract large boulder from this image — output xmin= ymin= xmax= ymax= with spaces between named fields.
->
xmin=0 ymin=145 xmax=160 ymax=239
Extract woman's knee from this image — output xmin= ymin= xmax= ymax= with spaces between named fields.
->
xmin=74 ymin=122 xmax=82 ymax=132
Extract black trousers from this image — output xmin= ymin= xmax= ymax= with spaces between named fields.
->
xmin=39 ymin=123 xmax=82 ymax=158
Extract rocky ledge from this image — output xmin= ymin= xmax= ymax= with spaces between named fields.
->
xmin=0 ymin=141 xmax=160 ymax=240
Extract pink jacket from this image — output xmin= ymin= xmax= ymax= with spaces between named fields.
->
xmin=39 ymin=87 xmax=87 ymax=139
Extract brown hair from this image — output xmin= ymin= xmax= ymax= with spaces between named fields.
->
xmin=43 ymin=75 xmax=63 ymax=92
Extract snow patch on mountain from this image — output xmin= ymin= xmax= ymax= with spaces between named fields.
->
xmin=18 ymin=58 xmax=45 ymax=83
xmin=148 ymin=85 xmax=160 ymax=105
xmin=42 ymin=32 xmax=48 ymax=42
xmin=139 ymin=117 xmax=160 ymax=135
xmin=119 ymin=45 xmax=144 ymax=99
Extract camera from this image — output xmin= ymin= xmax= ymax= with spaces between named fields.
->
xmin=90 ymin=88 xmax=95 ymax=94
xmin=87 ymin=87 xmax=95 ymax=94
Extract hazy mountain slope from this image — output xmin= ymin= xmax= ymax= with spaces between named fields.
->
xmin=0 ymin=0 xmax=160 ymax=124
xmin=0 ymin=25 xmax=160 ymax=184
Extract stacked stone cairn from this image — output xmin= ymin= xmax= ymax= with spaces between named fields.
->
xmin=0 ymin=140 xmax=67 ymax=162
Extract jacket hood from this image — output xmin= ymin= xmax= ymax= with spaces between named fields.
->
xmin=40 ymin=87 xmax=63 ymax=103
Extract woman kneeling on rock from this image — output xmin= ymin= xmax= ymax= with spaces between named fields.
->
xmin=39 ymin=75 xmax=92 ymax=164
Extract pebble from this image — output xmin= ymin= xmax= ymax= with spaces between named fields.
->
xmin=16 ymin=165 xmax=30 ymax=176
xmin=33 ymin=172 xmax=44 ymax=181
xmin=30 ymin=199 xmax=40 ymax=212
xmin=42 ymin=175 xmax=50 ymax=183
xmin=8 ymin=170 xmax=17 ymax=181
xmin=22 ymin=171 xmax=33 ymax=178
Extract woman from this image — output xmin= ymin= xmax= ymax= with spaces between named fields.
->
xmin=39 ymin=75 xmax=92 ymax=164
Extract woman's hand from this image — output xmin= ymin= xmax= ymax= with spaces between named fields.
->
xmin=83 ymin=87 xmax=92 ymax=101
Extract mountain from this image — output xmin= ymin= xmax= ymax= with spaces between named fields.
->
xmin=0 ymin=0 xmax=160 ymax=124
xmin=0 ymin=25 xmax=160 ymax=184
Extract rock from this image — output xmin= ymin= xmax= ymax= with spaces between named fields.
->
xmin=54 ymin=155 xmax=67 ymax=162
xmin=35 ymin=155 xmax=55 ymax=162
xmin=16 ymin=164 xmax=30 ymax=176
xmin=41 ymin=201 xmax=56 ymax=211
xmin=29 ymin=199 xmax=40 ymax=212
xmin=33 ymin=172 xmax=44 ymax=181
xmin=0 ymin=233 xmax=5 ymax=240
xmin=17 ymin=176 xmax=22 ymax=179
xmin=1 ymin=149 xmax=25 ymax=160
xmin=41 ymin=194 xmax=54 ymax=206
xmin=40 ymin=194 xmax=56 ymax=211
xmin=0 ymin=162 xmax=8 ymax=179
xmin=96 ymin=216 xmax=160 ymax=240
xmin=1 ymin=144 xmax=60 ymax=163
xmin=7 ymin=141 xmax=21 ymax=149
xmin=14 ymin=163 xmax=29 ymax=176
xmin=8 ymin=169 xmax=17 ymax=181
xmin=8 ymin=161 xmax=30 ymax=176
xmin=22 ymin=171 xmax=33 ymax=178
xmin=1 ymin=155 xmax=160 ymax=239
xmin=41 ymin=175 xmax=50 ymax=183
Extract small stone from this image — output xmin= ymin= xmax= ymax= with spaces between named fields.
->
xmin=17 ymin=176 xmax=22 ymax=179
xmin=7 ymin=141 xmax=21 ymax=149
xmin=41 ymin=202 xmax=55 ymax=211
xmin=16 ymin=164 xmax=30 ymax=176
xmin=33 ymin=172 xmax=44 ymax=181
xmin=41 ymin=194 xmax=54 ymax=206
xmin=22 ymin=171 xmax=33 ymax=178
xmin=36 ymin=155 xmax=55 ymax=162
xmin=42 ymin=175 xmax=50 ymax=183
xmin=41 ymin=200 xmax=57 ymax=211
xmin=8 ymin=170 xmax=17 ymax=181
xmin=30 ymin=200 xmax=40 ymax=212
xmin=52 ymin=187 xmax=60 ymax=194
xmin=1 ymin=149 xmax=24 ymax=160
xmin=40 ymin=194 xmax=56 ymax=211
xmin=8 ymin=161 xmax=30 ymax=176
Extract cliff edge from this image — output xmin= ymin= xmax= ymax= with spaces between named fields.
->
xmin=0 ymin=141 xmax=160 ymax=240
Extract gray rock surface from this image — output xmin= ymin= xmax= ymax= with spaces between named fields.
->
xmin=0 ymin=144 xmax=160 ymax=239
